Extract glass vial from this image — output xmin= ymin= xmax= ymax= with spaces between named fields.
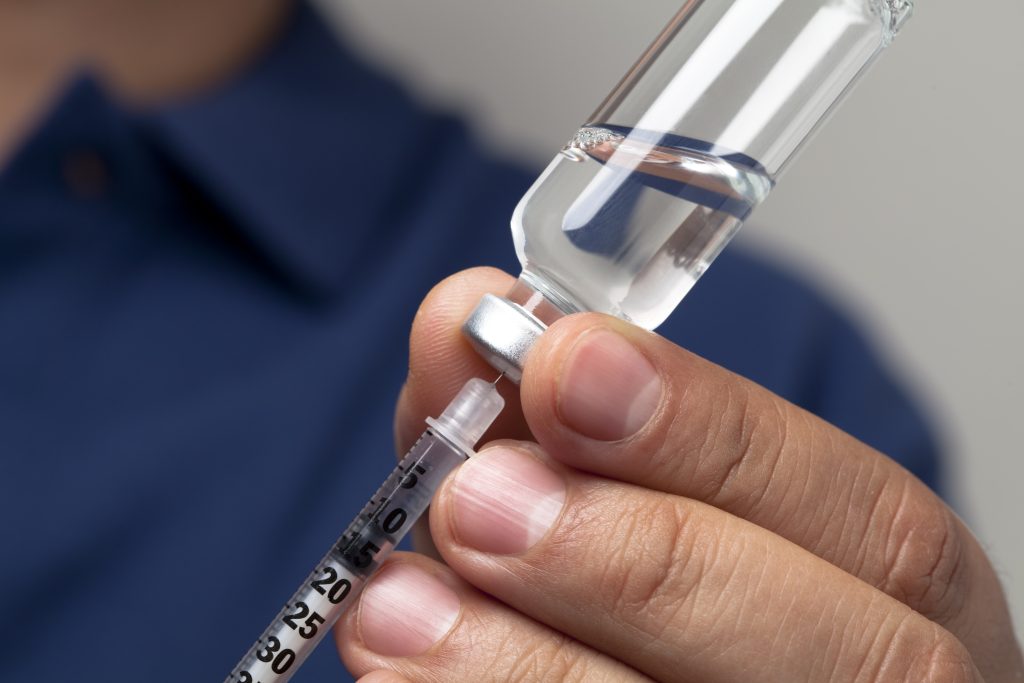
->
xmin=466 ymin=0 xmax=914 ymax=378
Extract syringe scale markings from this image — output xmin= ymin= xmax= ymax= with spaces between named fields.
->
xmin=225 ymin=379 xmax=504 ymax=683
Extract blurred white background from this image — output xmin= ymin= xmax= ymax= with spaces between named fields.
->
xmin=316 ymin=0 xmax=1024 ymax=631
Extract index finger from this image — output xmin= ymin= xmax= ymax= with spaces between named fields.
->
xmin=394 ymin=267 xmax=527 ymax=454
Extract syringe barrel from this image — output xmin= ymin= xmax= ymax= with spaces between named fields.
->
xmin=225 ymin=379 xmax=504 ymax=683
xmin=590 ymin=0 xmax=913 ymax=178
xmin=225 ymin=430 xmax=468 ymax=683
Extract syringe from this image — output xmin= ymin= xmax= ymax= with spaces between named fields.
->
xmin=224 ymin=377 xmax=505 ymax=683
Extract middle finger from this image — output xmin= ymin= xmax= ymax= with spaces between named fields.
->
xmin=428 ymin=442 xmax=977 ymax=683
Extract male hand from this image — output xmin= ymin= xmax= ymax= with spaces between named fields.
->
xmin=336 ymin=268 xmax=1024 ymax=682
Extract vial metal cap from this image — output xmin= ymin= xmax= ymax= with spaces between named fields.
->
xmin=462 ymin=294 xmax=547 ymax=383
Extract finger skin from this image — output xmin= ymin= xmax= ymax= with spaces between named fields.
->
xmin=395 ymin=267 xmax=523 ymax=560
xmin=519 ymin=313 xmax=1023 ymax=676
xmin=396 ymin=269 xmax=1023 ymax=679
xmin=335 ymin=552 xmax=647 ymax=683
xmin=430 ymin=443 xmax=982 ymax=683
xmin=394 ymin=267 xmax=524 ymax=455
xmin=356 ymin=671 xmax=412 ymax=683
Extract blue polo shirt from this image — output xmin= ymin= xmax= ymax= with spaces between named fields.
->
xmin=0 ymin=3 xmax=939 ymax=681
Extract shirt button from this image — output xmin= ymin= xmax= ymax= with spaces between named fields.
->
xmin=63 ymin=149 xmax=110 ymax=199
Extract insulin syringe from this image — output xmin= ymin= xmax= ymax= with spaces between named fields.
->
xmin=224 ymin=377 xmax=505 ymax=683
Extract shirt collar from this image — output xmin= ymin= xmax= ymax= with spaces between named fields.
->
xmin=0 ymin=76 xmax=167 ymax=211
xmin=141 ymin=1 xmax=440 ymax=297
xmin=0 ymin=2 xmax=465 ymax=298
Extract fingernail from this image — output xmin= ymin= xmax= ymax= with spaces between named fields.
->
xmin=358 ymin=564 xmax=460 ymax=657
xmin=557 ymin=328 xmax=662 ymax=441
xmin=451 ymin=446 xmax=566 ymax=555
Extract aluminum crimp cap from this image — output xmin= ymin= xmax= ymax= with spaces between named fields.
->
xmin=462 ymin=294 xmax=547 ymax=384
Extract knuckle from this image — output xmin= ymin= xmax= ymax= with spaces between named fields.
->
xmin=900 ymin=630 xmax=976 ymax=683
xmin=454 ymin=608 xmax=592 ymax=683
xmin=501 ymin=632 xmax=589 ymax=683
xmin=918 ymin=637 xmax=977 ymax=683
xmin=876 ymin=480 xmax=969 ymax=622
xmin=688 ymin=382 xmax=791 ymax=515
xmin=592 ymin=496 xmax=704 ymax=637
xmin=863 ymin=617 xmax=975 ymax=683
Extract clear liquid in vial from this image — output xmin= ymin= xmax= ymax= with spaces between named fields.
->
xmin=511 ymin=125 xmax=775 ymax=329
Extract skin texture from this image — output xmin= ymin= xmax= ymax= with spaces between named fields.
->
xmin=336 ymin=268 xmax=1024 ymax=682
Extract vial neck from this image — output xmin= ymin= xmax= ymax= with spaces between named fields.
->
xmin=507 ymin=271 xmax=580 ymax=327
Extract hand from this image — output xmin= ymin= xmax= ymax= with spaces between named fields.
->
xmin=336 ymin=268 xmax=1024 ymax=682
